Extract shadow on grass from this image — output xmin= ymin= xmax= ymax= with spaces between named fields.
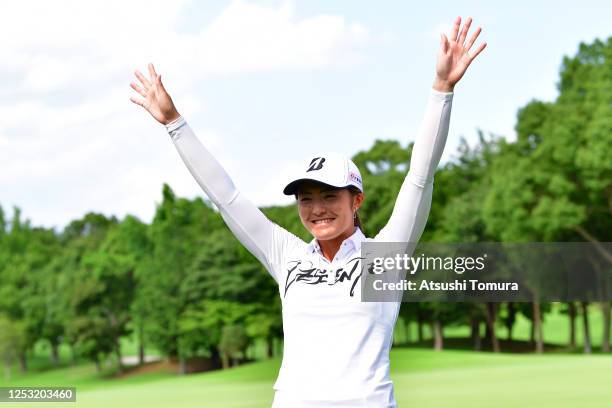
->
xmin=394 ymin=336 xmax=612 ymax=355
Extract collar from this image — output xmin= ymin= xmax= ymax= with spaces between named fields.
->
xmin=307 ymin=227 xmax=366 ymax=255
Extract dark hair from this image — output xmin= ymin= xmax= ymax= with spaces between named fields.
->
xmin=347 ymin=186 xmax=364 ymax=231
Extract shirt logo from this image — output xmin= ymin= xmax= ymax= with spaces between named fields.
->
xmin=284 ymin=257 xmax=364 ymax=297
xmin=306 ymin=157 xmax=326 ymax=172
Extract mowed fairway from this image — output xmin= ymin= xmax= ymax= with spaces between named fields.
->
xmin=5 ymin=348 xmax=612 ymax=408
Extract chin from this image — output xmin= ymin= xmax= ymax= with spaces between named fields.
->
xmin=313 ymin=230 xmax=338 ymax=241
xmin=310 ymin=222 xmax=342 ymax=240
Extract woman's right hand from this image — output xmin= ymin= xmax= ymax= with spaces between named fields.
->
xmin=129 ymin=63 xmax=180 ymax=125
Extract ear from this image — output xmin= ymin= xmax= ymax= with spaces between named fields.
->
xmin=352 ymin=192 xmax=365 ymax=210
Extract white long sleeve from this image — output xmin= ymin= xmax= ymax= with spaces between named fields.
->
xmin=375 ymin=88 xmax=453 ymax=243
xmin=164 ymin=117 xmax=303 ymax=283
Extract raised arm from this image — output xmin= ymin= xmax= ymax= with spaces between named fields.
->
xmin=375 ymin=16 xmax=486 ymax=243
xmin=129 ymin=64 xmax=299 ymax=282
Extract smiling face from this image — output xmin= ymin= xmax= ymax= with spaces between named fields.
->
xmin=296 ymin=181 xmax=364 ymax=242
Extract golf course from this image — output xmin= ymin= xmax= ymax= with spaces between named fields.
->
xmin=3 ymin=347 xmax=612 ymax=408
xmin=1 ymin=2 xmax=610 ymax=407
xmin=3 ymin=308 xmax=612 ymax=408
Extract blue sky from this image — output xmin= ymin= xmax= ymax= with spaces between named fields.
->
xmin=1 ymin=0 xmax=610 ymax=231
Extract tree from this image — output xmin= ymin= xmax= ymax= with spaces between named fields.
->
xmin=219 ymin=325 xmax=249 ymax=368
xmin=99 ymin=215 xmax=151 ymax=367
xmin=0 ymin=204 xmax=6 ymax=235
xmin=0 ymin=207 xmax=61 ymax=371
xmin=60 ymin=212 xmax=120 ymax=370
xmin=177 ymin=300 xmax=253 ymax=372
xmin=352 ymin=140 xmax=410 ymax=235
xmin=0 ymin=316 xmax=26 ymax=380
xmin=145 ymin=184 xmax=224 ymax=364
xmin=483 ymin=37 xmax=612 ymax=353
xmin=430 ymin=133 xmax=503 ymax=352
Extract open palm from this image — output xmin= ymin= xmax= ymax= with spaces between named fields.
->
xmin=129 ymin=63 xmax=180 ymax=125
xmin=435 ymin=16 xmax=487 ymax=91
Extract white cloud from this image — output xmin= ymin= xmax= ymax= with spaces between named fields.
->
xmin=1 ymin=0 xmax=371 ymax=97
xmin=159 ymin=0 xmax=372 ymax=76
xmin=0 ymin=0 xmax=374 ymax=229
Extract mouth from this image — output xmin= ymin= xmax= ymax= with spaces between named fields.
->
xmin=311 ymin=218 xmax=335 ymax=225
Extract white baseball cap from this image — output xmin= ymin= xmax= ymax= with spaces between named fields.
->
xmin=283 ymin=152 xmax=364 ymax=195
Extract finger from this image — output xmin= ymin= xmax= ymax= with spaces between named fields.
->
xmin=458 ymin=17 xmax=472 ymax=46
xmin=130 ymin=82 xmax=147 ymax=98
xmin=129 ymin=95 xmax=146 ymax=108
xmin=134 ymin=70 xmax=151 ymax=89
xmin=156 ymin=74 xmax=169 ymax=94
xmin=465 ymin=26 xmax=482 ymax=52
xmin=469 ymin=42 xmax=487 ymax=62
xmin=440 ymin=33 xmax=449 ymax=53
xmin=148 ymin=63 xmax=158 ymax=81
xmin=450 ymin=16 xmax=461 ymax=42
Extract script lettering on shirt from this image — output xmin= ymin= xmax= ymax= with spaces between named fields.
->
xmin=284 ymin=256 xmax=364 ymax=297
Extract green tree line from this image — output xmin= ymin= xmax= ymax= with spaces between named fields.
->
xmin=0 ymin=37 xmax=610 ymax=378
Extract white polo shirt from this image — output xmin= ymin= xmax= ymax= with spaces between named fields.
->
xmin=164 ymin=88 xmax=453 ymax=407
xmin=271 ymin=226 xmax=401 ymax=407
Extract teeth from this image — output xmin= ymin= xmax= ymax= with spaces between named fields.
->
xmin=313 ymin=218 xmax=334 ymax=224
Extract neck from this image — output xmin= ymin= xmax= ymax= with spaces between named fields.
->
xmin=318 ymin=226 xmax=357 ymax=262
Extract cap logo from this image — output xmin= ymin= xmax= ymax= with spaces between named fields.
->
xmin=349 ymin=171 xmax=362 ymax=185
xmin=306 ymin=157 xmax=326 ymax=172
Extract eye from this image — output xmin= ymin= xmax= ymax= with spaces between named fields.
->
xmin=324 ymin=194 xmax=337 ymax=199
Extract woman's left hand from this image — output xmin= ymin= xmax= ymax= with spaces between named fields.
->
xmin=433 ymin=16 xmax=487 ymax=92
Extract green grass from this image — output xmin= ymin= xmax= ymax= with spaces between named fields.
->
xmin=3 ymin=349 xmax=612 ymax=408
xmin=392 ymin=349 xmax=612 ymax=408
xmin=2 ymin=304 xmax=609 ymax=407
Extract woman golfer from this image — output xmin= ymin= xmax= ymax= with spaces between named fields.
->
xmin=130 ymin=16 xmax=485 ymax=408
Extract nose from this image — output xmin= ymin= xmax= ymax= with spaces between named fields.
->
xmin=311 ymin=198 xmax=327 ymax=215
